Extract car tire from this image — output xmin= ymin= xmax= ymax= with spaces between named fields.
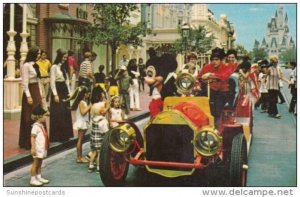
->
xmin=99 ymin=130 xmax=129 ymax=186
xmin=229 ymin=133 xmax=247 ymax=186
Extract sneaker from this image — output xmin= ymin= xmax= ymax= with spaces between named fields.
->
xmin=260 ymin=110 xmax=267 ymax=113
xmin=96 ymin=166 xmax=100 ymax=173
xmin=274 ymin=114 xmax=281 ymax=118
xmin=38 ymin=177 xmax=49 ymax=184
xmin=30 ymin=179 xmax=43 ymax=186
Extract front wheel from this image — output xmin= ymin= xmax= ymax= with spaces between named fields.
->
xmin=229 ymin=133 xmax=248 ymax=186
xmin=100 ymin=130 xmax=129 ymax=186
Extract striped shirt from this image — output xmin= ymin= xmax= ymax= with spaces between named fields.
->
xmin=267 ymin=66 xmax=282 ymax=90
xmin=79 ymin=60 xmax=93 ymax=78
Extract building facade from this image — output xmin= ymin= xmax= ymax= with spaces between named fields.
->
xmin=190 ymin=4 xmax=235 ymax=51
xmin=254 ymin=5 xmax=295 ymax=57
xmin=141 ymin=4 xmax=191 ymax=59
xmin=3 ymin=3 xmax=107 ymax=119
xmin=140 ymin=4 xmax=235 ymax=67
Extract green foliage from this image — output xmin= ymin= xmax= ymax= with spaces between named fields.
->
xmin=249 ymin=48 xmax=268 ymax=63
xmin=172 ymin=25 xmax=214 ymax=54
xmin=84 ymin=4 xmax=150 ymax=70
xmin=279 ymin=48 xmax=296 ymax=63
xmin=234 ymin=44 xmax=248 ymax=56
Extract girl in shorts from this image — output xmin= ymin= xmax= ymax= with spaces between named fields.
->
xmin=30 ymin=105 xmax=49 ymax=186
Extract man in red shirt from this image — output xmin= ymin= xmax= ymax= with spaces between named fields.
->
xmin=198 ymin=47 xmax=232 ymax=127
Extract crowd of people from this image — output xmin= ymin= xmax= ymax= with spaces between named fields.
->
xmin=17 ymin=45 xmax=296 ymax=186
xmin=18 ymin=46 xmax=149 ymax=185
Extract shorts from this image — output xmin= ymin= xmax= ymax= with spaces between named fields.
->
xmin=32 ymin=149 xmax=47 ymax=159
xmin=73 ymin=120 xmax=89 ymax=130
xmin=109 ymin=86 xmax=119 ymax=96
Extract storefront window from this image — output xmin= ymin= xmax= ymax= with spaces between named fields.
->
xmin=27 ymin=24 xmax=37 ymax=48
xmin=52 ymin=38 xmax=71 ymax=61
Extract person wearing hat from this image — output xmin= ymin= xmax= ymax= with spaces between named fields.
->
xmin=198 ymin=47 xmax=233 ymax=127
xmin=266 ymin=56 xmax=290 ymax=118
xmin=117 ymin=66 xmax=133 ymax=116
xmin=254 ymin=64 xmax=269 ymax=112
xmin=30 ymin=104 xmax=49 ymax=186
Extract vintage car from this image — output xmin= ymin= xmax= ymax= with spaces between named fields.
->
xmin=99 ymin=72 xmax=252 ymax=187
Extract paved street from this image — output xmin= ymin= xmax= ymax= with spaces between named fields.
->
xmin=246 ymin=67 xmax=297 ymax=186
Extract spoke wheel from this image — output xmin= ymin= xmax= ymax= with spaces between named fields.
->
xmin=100 ymin=130 xmax=129 ymax=186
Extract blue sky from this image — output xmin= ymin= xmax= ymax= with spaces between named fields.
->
xmin=208 ymin=4 xmax=296 ymax=51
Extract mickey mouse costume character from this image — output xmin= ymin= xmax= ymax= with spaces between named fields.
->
xmin=144 ymin=53 xmax=178 ymax=118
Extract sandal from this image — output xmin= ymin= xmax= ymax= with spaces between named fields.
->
xmin=76 ymin=157 xmax=89 ymax=163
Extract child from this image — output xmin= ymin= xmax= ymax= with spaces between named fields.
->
xmin=109 ymin=96 xmax=125 ymax=128
xmin=255 ymin=64 xmax=269 ymax=112
xmin=73 ymin=87 xmax=91 ymax=163
xmin=117 ymin=66 xmax=133 ymax=116
xmin=88 ymin=87 xmax=110 ymax=173
xmin=30 ymin=105 xmax=49 ymax=186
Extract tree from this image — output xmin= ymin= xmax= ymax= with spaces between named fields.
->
xmin=249 ymin=48 xmax=268 ymax=63
xmin=234 ymin=44 xmax=248 ymax=57
xmin=85 ymin=4 xmax=149 ymax=71
xmin=279 ymin=48 xmax=296 ymax=63
xmin=172 ymin=25 xmax=214 ymax=55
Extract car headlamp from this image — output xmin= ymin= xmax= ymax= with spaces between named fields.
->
xmin=195 ymin=127 xmax=222 ymax=157
xmin=109 ymin=123 xmax=136 ymax=153
xmin=175 ymin=72 xmax=195 ymax=95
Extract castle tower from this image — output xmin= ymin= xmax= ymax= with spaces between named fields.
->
xmin=255 ymin=5 xmax=295 ymax=57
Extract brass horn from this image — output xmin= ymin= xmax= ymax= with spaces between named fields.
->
xmin=109 ymin=123 xmax=136 ymax=153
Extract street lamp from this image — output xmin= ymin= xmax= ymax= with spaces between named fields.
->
xmin=181 ymin=23 xmax=190 ymax=63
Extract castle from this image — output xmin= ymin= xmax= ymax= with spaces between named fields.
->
xmin=254 ymin=5 xmax=295 ymax=57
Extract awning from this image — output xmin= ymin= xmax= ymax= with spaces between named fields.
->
xmin=44 ymin=13 xmax=91 ymax=25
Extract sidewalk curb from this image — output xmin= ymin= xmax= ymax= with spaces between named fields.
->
xmin=3 ymin=112 xmax=150 ymax=174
